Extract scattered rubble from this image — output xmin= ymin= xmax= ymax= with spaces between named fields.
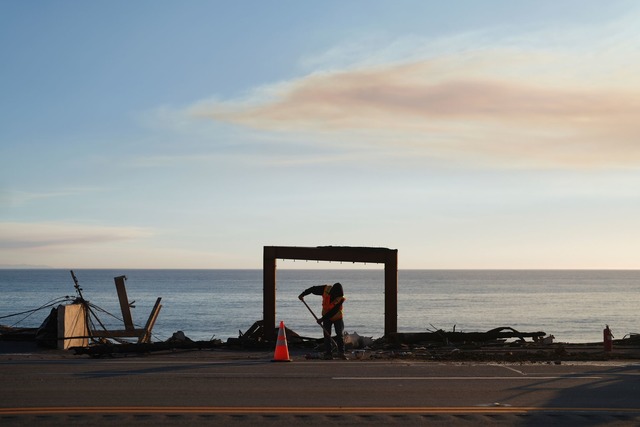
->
xmin=4 ymin=319 xmax=640 ymax=361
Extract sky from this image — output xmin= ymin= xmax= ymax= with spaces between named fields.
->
xmin=1 ymin=1 xmax=640 ymax=269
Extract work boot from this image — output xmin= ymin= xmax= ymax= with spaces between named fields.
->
xmin=338 ymin=353 xmax=349 ymax=360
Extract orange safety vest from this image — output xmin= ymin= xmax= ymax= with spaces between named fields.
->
xmin=322 ymin=285 xmax=345 ymax=321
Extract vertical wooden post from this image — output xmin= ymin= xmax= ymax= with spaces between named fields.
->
xmin=114 ymin=275 xmax=134 ymax=330
xmin=263 ymin=247 xmax=277 ymax=341
xmin=384 ymin=250 xmax=398 ymax=337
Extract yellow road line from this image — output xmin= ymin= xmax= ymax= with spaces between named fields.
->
xmin=1 ymin=406 xmax=640 ymax=415
xmin=333 ymin=376 xmax=602 ymax=380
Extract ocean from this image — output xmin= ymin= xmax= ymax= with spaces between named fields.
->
xmin=0 ymin=269 xmax=638 ymax=344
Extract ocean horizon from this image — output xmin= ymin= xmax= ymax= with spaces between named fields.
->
xmin=1 ymin=269 xmax=638 ymax=344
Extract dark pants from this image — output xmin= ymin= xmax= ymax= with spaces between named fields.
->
xmin=322 ymin=318 xmax=345 ymax=355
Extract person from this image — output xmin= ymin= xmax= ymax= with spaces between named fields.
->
xmin=298 ymin=282 xmax=347 ymax=360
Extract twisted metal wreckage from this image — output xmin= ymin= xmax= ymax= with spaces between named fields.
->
xmin=0 ymin=271 xmax=162 ymax=351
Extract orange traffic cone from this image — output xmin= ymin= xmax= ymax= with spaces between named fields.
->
xmin=272 ymin=321 xmax=292 ymax=362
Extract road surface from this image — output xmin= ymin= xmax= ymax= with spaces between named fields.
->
xmin=1 ymin=349 xmax=639 ymax=425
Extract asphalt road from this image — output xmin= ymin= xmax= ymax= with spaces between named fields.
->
xmin=1 ymin=349 xmax=639 ymax=426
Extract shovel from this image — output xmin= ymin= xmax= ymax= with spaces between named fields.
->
xmin=300 ymin=298 xmax=339 ymax=352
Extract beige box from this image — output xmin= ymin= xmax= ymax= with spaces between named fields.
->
xmin=57 ymin=303 xmax=89 ymax=350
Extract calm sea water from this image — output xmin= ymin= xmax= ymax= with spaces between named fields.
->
xmin=0 ymin=269 xmax=638 ymax=344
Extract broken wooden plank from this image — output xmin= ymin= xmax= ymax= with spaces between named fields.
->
xmin=114 ymin=275 xmax=134 ymax=331
xmin=139 ymin=297 xmax=162 ymax=344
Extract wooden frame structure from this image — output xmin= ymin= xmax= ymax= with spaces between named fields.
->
xmin=89 ymin=275 xmax=162 ymax=343
xmin=263 ymin=246 xmax=398 ymax=341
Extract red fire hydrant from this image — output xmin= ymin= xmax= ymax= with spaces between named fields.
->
xmin=603 ymin=325 xmax=613 ymax=352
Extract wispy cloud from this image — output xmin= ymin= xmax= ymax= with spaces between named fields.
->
xmin=189 ymin=20 xmax=640 ymax=168
xmin=1 ymin=188 xmax=105 ymax=208
xmin=0 ymin=222 xmax=153 ymax=250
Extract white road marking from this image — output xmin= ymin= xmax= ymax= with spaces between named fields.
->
xmin=494 ymin=364 xmax=526 ymax=375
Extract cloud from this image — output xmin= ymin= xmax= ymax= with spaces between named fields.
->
xmin=1 ymin=188 xmax=105 ymax=208
xmin=189 ymin=30 xmax=640 ymax=168
xmin=0 ymin=222 xmax=153 ymax=250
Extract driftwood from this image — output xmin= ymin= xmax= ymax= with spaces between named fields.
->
xmin=387 ymin=327 xmax=546 ymax=345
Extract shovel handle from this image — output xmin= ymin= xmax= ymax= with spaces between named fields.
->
xmin=300 ymin=298 xmax=339 ymax=351
xmin=301 ymin=298 xmax=319 ymax=321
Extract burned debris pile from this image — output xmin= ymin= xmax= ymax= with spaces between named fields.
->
xmin=385 ymin=327 xmax=546 ymax=347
